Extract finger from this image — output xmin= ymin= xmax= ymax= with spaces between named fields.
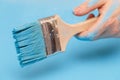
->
xmin=98 ymin=18 xmax=118 ymax=39
xmin=89 ymin=2 xmax=119 ymax=38
xmin=73 ymin=0 xmax=106 ymax=16
xmin=76 ymin=1 xmax=120 ymax=41
xmin=75 ymin=1 xmax=120 ymax=41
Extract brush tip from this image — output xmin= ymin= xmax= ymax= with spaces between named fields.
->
xmin=13 ymin=21 xmax=47 ymax=67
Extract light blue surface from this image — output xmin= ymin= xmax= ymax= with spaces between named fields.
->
xmin=1 ymin=0 xmax=120 ymax=80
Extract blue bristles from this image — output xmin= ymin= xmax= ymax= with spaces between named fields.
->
xmin=13 ymin=21 xmax=47 ymax=67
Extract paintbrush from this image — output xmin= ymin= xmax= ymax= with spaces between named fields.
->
xmin=13 ymin=15 xmax=97 ymax=67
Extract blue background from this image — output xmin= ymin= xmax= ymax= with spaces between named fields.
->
xmin=1 ymin=0 xmax=120 ymax=80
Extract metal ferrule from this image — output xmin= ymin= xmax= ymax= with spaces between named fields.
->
xmin=39 ymin=15 xmax=61 ymax=56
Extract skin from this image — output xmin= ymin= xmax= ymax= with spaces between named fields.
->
xmin=73 ymin=0 xmax=120 ymax=41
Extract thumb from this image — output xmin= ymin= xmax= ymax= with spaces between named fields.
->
xmin=73 ymin=0 xmax=106 ymax=16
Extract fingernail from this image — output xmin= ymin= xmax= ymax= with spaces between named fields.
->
xmin=76 ymin=36 xmax=92 ymax=41
xmin=74 ymin=8 xmax=82 ymax=15
xmin=74 ymin=8 xmax=79 ymax=12
xmin=75 ymin=32 xmax=97 ymax=41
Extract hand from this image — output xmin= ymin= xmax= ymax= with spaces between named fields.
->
xmin=73 ymin=0 xmax=120 ymax=41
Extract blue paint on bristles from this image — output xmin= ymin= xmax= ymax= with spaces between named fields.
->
xmin=12 ymin=21 xmax=47 ymax=67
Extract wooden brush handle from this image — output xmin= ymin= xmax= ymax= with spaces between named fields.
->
xmin=57 ymin=15 xmax=97 ymax=38
xmin=55 ymin=15 xmax=97 ymax=51
xmin=65 ymin=17 xmax=97 ymax=36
